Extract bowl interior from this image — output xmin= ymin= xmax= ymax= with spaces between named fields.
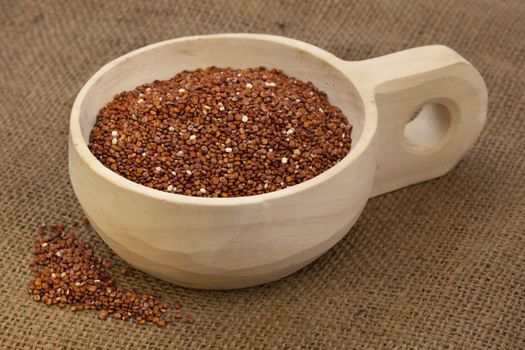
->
xmin=77 ymin=35 xmax=366 ymax=151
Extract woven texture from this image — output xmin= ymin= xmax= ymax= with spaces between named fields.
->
xmin=1 ymin=0 xmax=524 ymax=348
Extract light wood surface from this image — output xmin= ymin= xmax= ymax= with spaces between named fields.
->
xmin=69 ymin=34 xmax=487 ymax=289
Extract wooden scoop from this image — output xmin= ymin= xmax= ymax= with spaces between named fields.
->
xmin=69 ymin=34 xmax=487 ymax=289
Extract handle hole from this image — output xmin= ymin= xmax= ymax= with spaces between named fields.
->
xmin=404 ymin=103 xmax=451 ymax=152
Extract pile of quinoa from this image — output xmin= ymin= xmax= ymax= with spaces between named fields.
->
xmin=88 ymin=67 xmax=352 ymax=197
xmin=28 ymin=220 xmax=192 ymax=327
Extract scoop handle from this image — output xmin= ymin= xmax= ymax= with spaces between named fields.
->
xmin=346 ymin=45 xmax=487 ymax=196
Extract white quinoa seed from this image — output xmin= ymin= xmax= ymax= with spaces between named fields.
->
xmin=245 ymin=83 xmax=253 ymax=89
xmin=155 ymin=166 xmax=162 ymax=172
xmin=51 ymin=273 xmax=56 ymax=278
xmin=219 ymin=106 xmax=225 ymax=111
xmin=41 ymin=243 xmax=48 ymax=248
xmin=137 ymin=99 xmax=144 ymax=103
xmin=281 ymin=157 xmax=288 ymax=164
xmin=111 ymin=130 xmax=119 ymax=137
xmin=199 ymin=188 xmax=206 ymax=194
xmin=171 ymin=171 xmax=177 ymax=176
xmin=287 ymin=128 xmax=295 ymax=135
xmin=167 ymin=185 xmax=174 ymax=191
xmin=60 ymin=272 xmax=67 ymax=278
xmin=241 ymin=115 xmax=249 ymax=123
xmin=176 ymin=150 xmax=184 ymax=157
xmin=178 ymin=88 xmax=186 ymax=93
xmin=189 ymin=135 xmax=197 ymax=141
xmin=142 ymin=152 xmax=147 ymax=157
xmin=225 ymin=147 xmax=233 ymax=153
xmin=265 ymin=82 xmax=277 ymax=87
xmin=168 ymin=126 xmax=175 ymax=131
xmin=186 ymin=170 xmax=192 ymax=175
xmin=111 ymin=138 xmax=118 ymax=145
xmin=319 ymin=108 xmax=324 ymax=113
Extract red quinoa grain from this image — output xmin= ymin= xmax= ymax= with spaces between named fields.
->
xmin=88 ymin=67 xmax=352 ymax=197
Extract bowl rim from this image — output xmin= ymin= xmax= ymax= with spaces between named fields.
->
xmin=69 ymin=33 xmax=377 ymax=207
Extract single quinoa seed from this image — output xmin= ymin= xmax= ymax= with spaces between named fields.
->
xmin=88 ymin=67 xmax=353 ymax=198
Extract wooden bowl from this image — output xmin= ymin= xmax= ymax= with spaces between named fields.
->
xmin=69 ymin=34 xmax=487 ymax=289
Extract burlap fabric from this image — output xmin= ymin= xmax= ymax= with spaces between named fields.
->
xmin=1 ymin=0 xmax=524 ymax=348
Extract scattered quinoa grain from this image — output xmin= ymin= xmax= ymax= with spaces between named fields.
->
xmin=28 ymin=222 xmax=192 ymax=327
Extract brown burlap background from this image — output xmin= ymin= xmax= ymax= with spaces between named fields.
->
xmin=1 ymin=0 xmax=524 ymax=348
